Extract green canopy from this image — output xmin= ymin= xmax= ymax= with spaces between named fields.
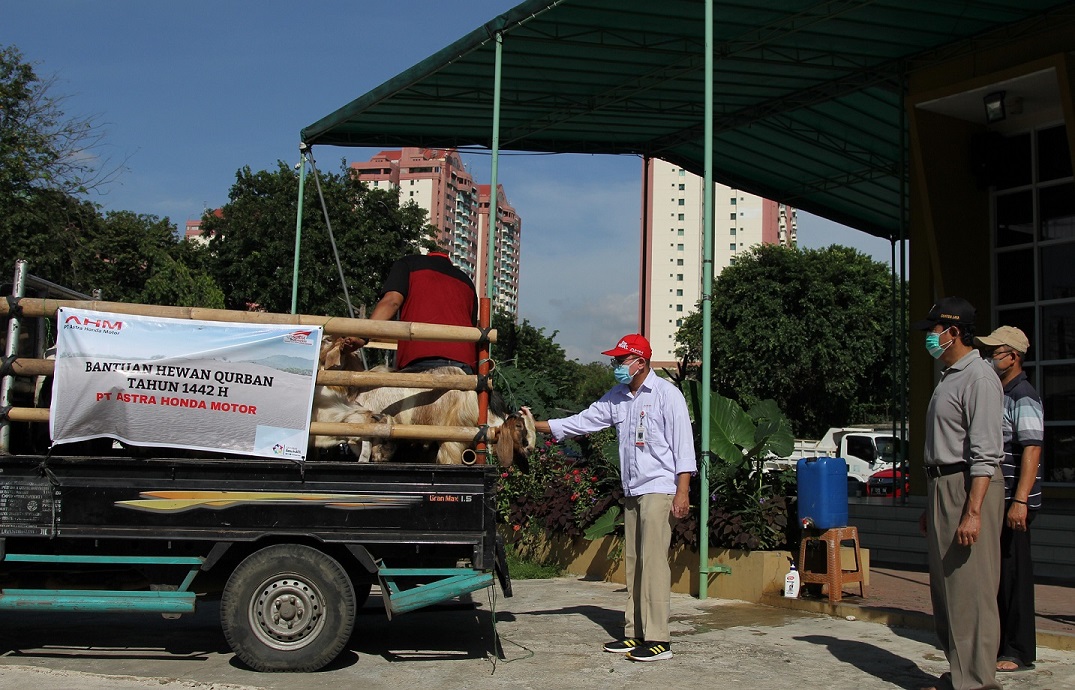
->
xmin=302 ymin=0 xmax=1072 ymax=239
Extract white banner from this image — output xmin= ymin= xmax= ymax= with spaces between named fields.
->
xmin=50 ymin=308 xmax=323 ymax=460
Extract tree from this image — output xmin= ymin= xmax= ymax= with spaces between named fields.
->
xmin=0 ymin=45 xmax=121 ymax=199
xmin=202 ymin=163 xmax=433 ymax=316
xmin=675 ymin=244 xmax=905 ymax=438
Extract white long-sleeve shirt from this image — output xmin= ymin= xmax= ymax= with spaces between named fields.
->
xmin=548 ymin=370 xmax=697 ymax=496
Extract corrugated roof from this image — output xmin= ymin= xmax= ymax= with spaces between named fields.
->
xmin=301 ymin=0 xmax=1075 ymax=239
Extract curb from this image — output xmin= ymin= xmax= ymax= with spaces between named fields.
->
xmin=761 ymin=594 xmax=1075 ymax=653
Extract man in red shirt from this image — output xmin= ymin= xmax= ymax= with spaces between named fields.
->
xmin=364 ymin=251 xmax=479 ymax=373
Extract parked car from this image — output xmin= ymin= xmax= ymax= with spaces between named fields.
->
xmin=868 ymin=463 xmax=910 ymax=497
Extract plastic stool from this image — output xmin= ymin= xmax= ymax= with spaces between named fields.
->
xmin=797 ymin=526 xmax=866 ymax=602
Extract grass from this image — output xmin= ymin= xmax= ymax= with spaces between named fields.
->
xmin=506 ymin=549 xmax=564 ymax=579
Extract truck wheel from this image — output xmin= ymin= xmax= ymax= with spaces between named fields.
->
xmin=220 ymin=544 xmax=355 ymax=672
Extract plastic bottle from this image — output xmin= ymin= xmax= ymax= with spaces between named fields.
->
xmin=784 ymin=560 xmax=801 ymax=598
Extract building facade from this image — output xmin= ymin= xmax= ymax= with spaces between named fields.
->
xmin=640 ymin=157 xmax=796 ymax=368
xmin=351 ymin=148 xmax=521 ymax=317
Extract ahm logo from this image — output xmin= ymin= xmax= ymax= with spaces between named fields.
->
xmin=64 ymin=315 xmax=124 ymax=331
xmin=285 ymin=330 xmax=314 ymax=345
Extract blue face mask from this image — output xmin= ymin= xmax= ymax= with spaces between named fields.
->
xmin=925 ymin=329 xmax=952 ymax=359
xmin=613 ymin=363 xmax=633 ymax=384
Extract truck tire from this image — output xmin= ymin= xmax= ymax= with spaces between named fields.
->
xmin=220 ymin=544 xmax=356 ymax=672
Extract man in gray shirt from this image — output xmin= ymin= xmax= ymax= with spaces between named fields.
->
xmin=914 ymin=297 xmax=1004 ymax=690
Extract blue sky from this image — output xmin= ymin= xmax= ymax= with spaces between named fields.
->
xmin=4 ymin=1 xmax=897 ymax=362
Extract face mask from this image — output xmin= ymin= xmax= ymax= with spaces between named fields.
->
xmin=924 ymin=328 xmax=953 ymax=359
xmin=613 ymin=358 xmax=639 ymax=384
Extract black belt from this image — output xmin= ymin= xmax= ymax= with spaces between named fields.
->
xmin=925 ymin=463 xmax=967 ymax=478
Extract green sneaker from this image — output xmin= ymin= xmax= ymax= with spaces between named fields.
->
xmin=627 ymin=641 xmax=673 ymax=662
xmin=603 ymin=638 xmax=642 ymax=653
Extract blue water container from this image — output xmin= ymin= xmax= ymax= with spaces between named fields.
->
xmin=797 ymin=456 xmax=849 ymax=529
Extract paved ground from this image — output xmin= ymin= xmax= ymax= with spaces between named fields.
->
xmin=0 ymin=576 xmax=1073 ymax=690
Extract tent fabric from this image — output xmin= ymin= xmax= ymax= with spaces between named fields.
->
xmin=301 ymin=0 xmax=1074 ymax=239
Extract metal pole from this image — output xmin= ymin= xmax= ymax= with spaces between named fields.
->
xmin=1 ymin=260 xmax=29 ymax=453
xmin=898 ymin=68 xmax=909 ymax=505
xmin=698 ymin=0 xmax=715 ymax=599
xmin=487 ymin=32 xmax=504 ymax=304
xmin=291 ymin=145 xmax=308 ymax=315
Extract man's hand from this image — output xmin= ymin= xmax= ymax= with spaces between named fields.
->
xmin=672 ymin=491 xmax=690 ymax=519
xmin=1006 ymin=501 xmax=1029 ymax=531
xmin=956 ymin=512 xmax=981 ymax=546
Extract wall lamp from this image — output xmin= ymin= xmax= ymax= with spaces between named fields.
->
xmin=984 ymin=91 xmax=1006 ymax=124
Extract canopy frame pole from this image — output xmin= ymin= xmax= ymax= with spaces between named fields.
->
xmin=698 ymin=0 xmax=716 ymax=599
xmin=475 ymin=30 xmax=506 ymax=459
xmin=291 ymin=145 xmax=308 ymax=314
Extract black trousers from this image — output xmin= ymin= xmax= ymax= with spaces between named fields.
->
xmin=997 ymin=509 xmax=1036 ymax=665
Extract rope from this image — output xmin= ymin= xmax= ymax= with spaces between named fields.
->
xmin=485 ymin=583 xmax=534 ymax=673
xmin=305 ymin=150 xmax=356 ymax=320
xmin=0 ymin=354 xmax=16 ymax=378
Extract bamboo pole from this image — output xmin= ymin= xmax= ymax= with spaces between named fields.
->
xmin=0 ymin=298 xmax=496 ymax=344
xmin=2 ymin=358 xmax=478 ymax=391
xmin=3 ymin=407 xmax=499 ymax=443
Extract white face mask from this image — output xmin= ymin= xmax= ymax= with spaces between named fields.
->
xmin=991 ymin=350 xmax=1015 ymax=376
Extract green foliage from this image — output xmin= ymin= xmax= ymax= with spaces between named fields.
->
xmin=675 ymin=244 xmax=906 ymax=437
xmin=1 ymin=45 xmax=116 ymax=198
xmin=676 ymin=383 xmax=798 ymax=552
xmin=491 ymin=311 xmax=614 ymax=417
xmin=498 ymin=429 xmax=622 ymax=543
xmin=203 ymin=163 xmax=432 ymax=316
xmin=504 ymin=548 xmax=564 ymax=579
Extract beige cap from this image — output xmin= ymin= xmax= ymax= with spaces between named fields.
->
xmin=974 ymin=325 xmax=1029 ymax=354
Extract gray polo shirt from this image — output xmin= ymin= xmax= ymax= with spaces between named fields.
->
xmin=924 ymin=349 xmax=1003 ymax=478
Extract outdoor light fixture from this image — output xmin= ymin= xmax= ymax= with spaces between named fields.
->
xmin=984 ymin=91 xmax=1007 ymax=124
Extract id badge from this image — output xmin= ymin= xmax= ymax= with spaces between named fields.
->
xmin=635 ymin=410 xmax=646 ymax=447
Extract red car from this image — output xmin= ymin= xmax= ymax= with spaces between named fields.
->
xmin=868 ymin=465 xmax=910 ymax=497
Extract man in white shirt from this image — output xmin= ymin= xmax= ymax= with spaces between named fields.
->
xmin=524 ymin=334 xmax=695 ymax=662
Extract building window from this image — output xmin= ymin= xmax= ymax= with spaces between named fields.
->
xmin=678 ymin=213 xmax=685 ymax=221
xmin=730 ymin=227 xmax=736 ymax=235
xmin=730 ymin=213 xmax=736 ymax=220
xmin=730 ymin=198 xmax=736 ymax=205
xmin=676 ymin=304 xmax=683 ymax=312
xmin=677 ymin=243 xmax=684 ymax=251
xmin=676 ymin=258 xmax=684 ymax=266
xmin=729 ymin=243 xmax=736 ymax=251
xmin=679 ymin=183 xmax=685 ymax=190
xmin=678 ymin=228 xmax=685 ymax=236
xmin=678 ymin=199 xmax=685 ymax=206
xmin=676 ymin=289 xmax=683 ymax=296
xmin=993 ymin=123 xmax=1075 ymax=482
xmin=676 ymin=274 xmax=684 ymax=281
xmin=676 ymin=318 xmax=683 ymax=327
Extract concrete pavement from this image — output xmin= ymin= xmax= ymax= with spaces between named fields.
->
xmin=1 ymin=576 xmax=1073 ymax=689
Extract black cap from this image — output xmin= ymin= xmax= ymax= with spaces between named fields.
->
xmin=912 ymin=296 xmax=976 ymax=331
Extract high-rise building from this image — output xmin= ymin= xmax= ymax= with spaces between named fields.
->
xmin=641 ymin=158 xmax=797 ymax=368
xmin=477 ymin=184 xmax=521 ymax=316
xmin=350 ymin=148 xmax=522 ymax=317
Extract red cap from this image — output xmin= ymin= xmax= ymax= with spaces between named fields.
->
xmin=601 ymin=334 xmax=652 ymax=360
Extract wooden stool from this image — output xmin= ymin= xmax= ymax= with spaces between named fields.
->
xmin=797 ymin=526 xmax=866 ymax=602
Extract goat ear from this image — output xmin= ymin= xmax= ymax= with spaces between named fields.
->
xmin=323 ymin=343 xmax=342 ymax=370
xmin=495 ymin=419 xmax=515 ymax=468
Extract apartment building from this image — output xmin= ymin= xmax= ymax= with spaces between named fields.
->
xmin=351 ymin=148 xmax=522 ymax=317
xmin=641 ymin=158 xmax=796 ymax=368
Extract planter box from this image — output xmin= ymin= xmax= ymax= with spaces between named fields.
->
xmin=511 ymin=531 xmax=868 ymax=603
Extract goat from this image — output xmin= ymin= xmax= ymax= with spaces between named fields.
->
xmin=352 ymin=365 xmax=536 ymax=470
xmin=310 ymin=335 xmax=388 ymax=461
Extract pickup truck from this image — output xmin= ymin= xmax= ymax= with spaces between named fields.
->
xmin=0 ymin=265 xmax=510 ymax=672
xmin=763 ymin=426 xmax=907 ymax=496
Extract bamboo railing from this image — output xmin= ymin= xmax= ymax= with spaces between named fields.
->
xmin=1 ymin=299 xmax=503 ymax=448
